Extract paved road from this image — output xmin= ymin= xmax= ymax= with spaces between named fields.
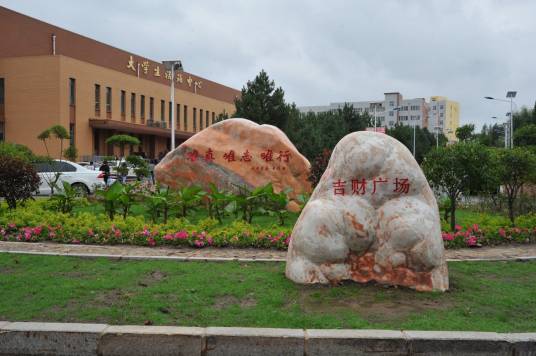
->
xmin=1 ymin=241 xmax=536 ymax=262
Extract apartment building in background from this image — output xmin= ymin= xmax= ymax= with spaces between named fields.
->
xmin=0 ymin=6 xmax=240 ymax=160
xmin=299 ymin=92 xmax=459 ymax=141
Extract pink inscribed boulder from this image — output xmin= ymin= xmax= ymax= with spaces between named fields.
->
xmin=285 ymin=131 xmax=448 ymax=292
xmin=154 ymin=118 xmax=311 ymax=208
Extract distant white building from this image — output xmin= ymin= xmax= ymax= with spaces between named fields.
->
xmin=298 ymin=92 xmax=459 ymax=141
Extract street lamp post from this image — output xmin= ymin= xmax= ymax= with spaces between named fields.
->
xmin=492 ymin=116 xmax=508 ymax=148
xmin=484 ymin=91 xmax=516 ymax=148
xmin=163 ymin=60 xmax=184 ymax=151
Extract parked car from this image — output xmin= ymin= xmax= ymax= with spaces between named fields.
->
xmin=33 ymin=160 xmax=108 ymax=196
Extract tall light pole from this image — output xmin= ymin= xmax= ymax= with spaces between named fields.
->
xmin=492 ymin=116 xmax=508 ymax=148
xmin=484 ymin=91 xmax=516 ymax=148
xmin=163 ymin=60 xmax=183 ymax=151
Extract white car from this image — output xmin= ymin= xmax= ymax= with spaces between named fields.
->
xmin=33 ymin=160 xmax=107 ymax=196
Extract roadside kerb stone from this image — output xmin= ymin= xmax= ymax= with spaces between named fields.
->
xmin=306 ymin=329 xmax=408 ymax=355
xmin=205 ymin=327 xmax=305 ymax=356
xmin=0 ymin=322 xmax=536 ymax=355
xmin=505 ymin=333 xmax=536 ymax=356
xmin=404 ymin=330 xmax=512 ymax=355
xmin=0 ymin=322 xmax=107 ymax=356
xmin=98 ymin=325 xmax=204 ymax=356
xmin=1 ymin=250 xmax=286 ymax=262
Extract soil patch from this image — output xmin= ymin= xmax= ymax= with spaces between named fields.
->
xmin=139 ymin=270 xmax=167 ymax=287
xmin=295 ymin=282 xmax=454 ymax=323
xmin=213 ymin=294 xmax=257 ymax=310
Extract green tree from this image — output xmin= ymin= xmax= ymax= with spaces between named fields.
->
xmin=105 ymin=134 xmax=141 ymax=159
xmin=386 ymin=124 xmax=446 ymax=163
xmin=513 ymin=124 xmax=536 ymax=147
xmin=495 ymin=148 xmax=536 ymax=225
xmin=422 ymin=142 xmax=498 ymax=231
xmin=37 ymin=125 xmax=70 ymax=195
xmin=234 ymin=70 xmax=290 ymax=129
xmin=477 ymin=123 xmax=505 ymax=147
xmin=455 ymin=124 xmax=475 ymax=142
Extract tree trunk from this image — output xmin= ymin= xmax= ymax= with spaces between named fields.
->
xmin=508 ymin=195 xmax=515 ymax=226
xmin=450 ymin=195 xmax=457 ymax=232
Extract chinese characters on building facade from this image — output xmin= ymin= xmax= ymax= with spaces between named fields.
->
xmin=185 ymin=148 xmax=292 ymax=172
xmin=332 ymin=177 xmax=410 ymax=195
xmin=126 ymin=55 xmax=202 ymax=92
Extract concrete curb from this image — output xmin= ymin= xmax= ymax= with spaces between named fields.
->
xmin=0 ymin=322 xmax=535 ymax=355
xmin=2 ymin=249 xmax=536 ymax=263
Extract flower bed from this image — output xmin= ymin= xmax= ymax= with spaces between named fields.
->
xmin=1 ymin=201 xmax=535 ymax=250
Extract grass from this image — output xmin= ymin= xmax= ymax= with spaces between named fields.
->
xmin=1 ymin=253 xmax=535 ymax=332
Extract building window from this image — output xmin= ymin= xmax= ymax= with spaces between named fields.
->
xmin=389 ymin=111 xmax=394 ymax=116
xmin=177 ymin=104 xmax=181 ymax=130
xmin=69 ymin=78 xmax=76 ymax=106
xmin=193 ymin=108 xmax=197 ymax=131
xmin=440 ymin=105 xmax=444 ymax=110
xmin=94 ymin=84 xmax=100 ymax=114
xmin=212 ymin=112 xmax=215 ymax=124
xmin=183 ymin=105 xmax=188 ymax=131
xmin=120 ymin=90 xmax=126 ymax=117
xmin=0 ymin=78 xmax=4 ymax=105
xmin=105 ymin=87 xmax=112 ymax=113
xmin=200 ymin=109 xmax=203 ymax=130
xmin=69 ymin=124 xmax=75 ymax=146
xmin=149 ymin=97 xmax=154 ymax=120
xmin=160 ymin=100 xmax=165 ymax=121
xmin=140 ymin=95 xmax=145 ymax=119
xmin=131 ymin=93 xmax=136 ymax=119
xmin=206 ymin=110 xmax=209 ymax=127
xmin=440 ymin=113 xmax=444 ymax=117
xmin=0 ymin=122 xmax=4 ymax=142
xmin=389 ymin=101 xmax=394 ymax=106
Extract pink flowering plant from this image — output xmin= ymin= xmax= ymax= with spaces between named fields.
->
xmin=0 ymin=200 xmax=534 ymax=251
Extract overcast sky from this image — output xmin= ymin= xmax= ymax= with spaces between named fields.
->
xmin=2 ymin=0 xmax=535 ymax=131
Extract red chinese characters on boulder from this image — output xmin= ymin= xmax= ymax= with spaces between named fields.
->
xmin=204 ymin=148 xmax=215 ymax=162
xmin=332 ymin=177 xmax=410 ymax=196
xmin=277 ymin=150 xmax=291 ymax=163
xmin=186 ymin=149 xmax=199 ymax=162
xmin=333 ymin=179 xmax=346 ymax=195
xmin=241 ymin=150 xmax=252 ymax=162
xmin=351 ymin=178 xmax=367 ymax=195
xmin=373 ymin=177 xmax=388 ymax=194
xmin=223 ymin=150 xmax=236 ymax=162
xmin=393 ymin=177 xmax=410 ymax=194
xmin=261 ymin=149 xmax=273 ymax=162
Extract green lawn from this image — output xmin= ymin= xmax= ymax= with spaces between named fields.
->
xmin=1 ymin=253 xmax=535 ymax=332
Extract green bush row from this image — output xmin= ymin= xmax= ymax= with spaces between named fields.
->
xmin=0 ymin=200 xmax=291 ymax=249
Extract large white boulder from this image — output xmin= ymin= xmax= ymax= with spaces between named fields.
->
xmin=285 ymin=131 xmax=448 ymax=292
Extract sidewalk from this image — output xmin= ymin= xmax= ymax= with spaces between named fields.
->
xmin=1 ymin=241 xmax=536 ymax=262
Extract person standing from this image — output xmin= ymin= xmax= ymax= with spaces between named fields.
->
xmin=99 ymin=160 xmax=111 ymax=186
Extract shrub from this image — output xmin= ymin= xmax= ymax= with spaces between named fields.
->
xmin=63 ymin=145 xmax=78 ymax=162
xmin=308 ymin=148 xmax=331 ymax=187
xmin=0 ymin=142 xmax=37 ymax=162
xmin=0 ymin=155 xmax=40 ymax=209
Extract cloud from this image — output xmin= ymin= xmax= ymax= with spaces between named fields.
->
xmin=2 ymin=0 xmax=535 ymax=130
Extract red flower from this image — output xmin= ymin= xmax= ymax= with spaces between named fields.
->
xmin=147 ymin=237 xmax=156 ymax=247
xmin=498 ymin=228 xmax=506 ymax=238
